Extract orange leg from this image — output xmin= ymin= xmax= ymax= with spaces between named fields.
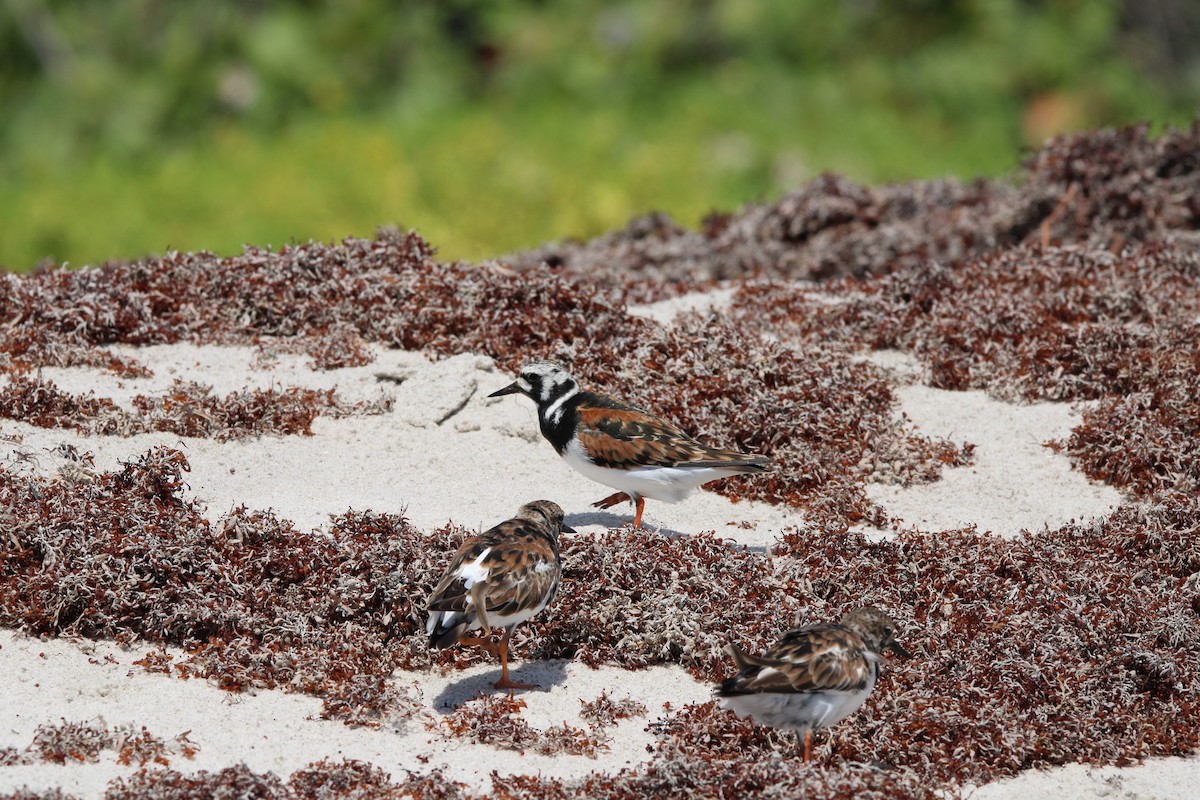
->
xmin=591 ymin=492 xmax=647 ymax=528
xmin=803 ymin=730 xmax=813 ymax=763
xmin=492 ymin=627 xmax=537 ymax=691
xmin=591 ymin=491 xmax=629 ymax=510
xmin=458 ymin=635 xmax=500 ymax=656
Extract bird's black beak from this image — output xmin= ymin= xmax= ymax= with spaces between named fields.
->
xmin=887 ymin=640 xmax=912 ymax=659
xmin=488 ymin=382 xmax=522 ymax=398
xmin=561 ymin=524 xmax=577 ymax=534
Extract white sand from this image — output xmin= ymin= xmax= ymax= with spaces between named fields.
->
xmin=0 ymin=630 xmax=704 ymax=797
xmin=971 ymin=757 xmax=1200 ymax=800
xmin=0 ymin=333 xmax=1179 ymax=799
xmin=862 ymin=384 xmax=1123 ymax=537
xmin=10 ymin=345 xmax=797 ymax=547
xmin=627 ymin=286 xmax=738 ymax=325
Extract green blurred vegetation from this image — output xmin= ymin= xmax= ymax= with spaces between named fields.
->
xmin=2 ymin=0 xmax=1198 ymax=271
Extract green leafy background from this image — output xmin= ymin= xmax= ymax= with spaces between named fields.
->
xmin=2 ymin=0 xmax=1197 ymax=270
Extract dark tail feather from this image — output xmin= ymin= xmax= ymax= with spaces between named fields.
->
xmin=716 ymin=674 xmax=752 ymax=697
xmin=428 ymin=612 xmax=472 ymax=650
xmin=726 ymin=642 xmax=754 ymax=669
xmin=715 ymin=643 xmax=776 ymax=697
xmin=714 ymin=644 xmax=749 ymax=697
xmin=690 ymin=453 xmax=771 ymax=471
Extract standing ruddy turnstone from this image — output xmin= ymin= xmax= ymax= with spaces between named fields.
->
xmin=426 ymin=500 xmax=572 ymax=690
xmin=488 ymin=361 xmax=770 ymax=528
xmin=714 ymin=606 xmax=910 ymax=761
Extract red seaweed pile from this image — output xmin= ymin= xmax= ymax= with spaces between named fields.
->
xmin=504 ymin=120 xmax=1200 ymax=292
xmin=0 ymin=376 xmax=389 ymax=439
xmin=437 ymin=694 xmax=604 ymax=757
xmin=1 ymin=721 xmax=197 ymax=769
xmin=1 ymin=447 xmax=1197 ymax=797
xmin=0 ymin=223 xmax=971 ymax=523
xmin=1 ymin=120 xmax=1199 ymax=799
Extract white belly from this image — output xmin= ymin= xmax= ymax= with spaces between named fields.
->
xmin=563 ymin=438 xmax=739 ymax=502
xmin=426 ymin=593 xmax=549 ymax=640
xmin=481 ymin=599 xmax=546 ymax=630
xmin=716 ymin=678 xmax=875 ymax=733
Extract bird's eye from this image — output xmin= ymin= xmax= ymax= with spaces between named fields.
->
xmin=884 ymin=626 xmax=893 ymax=637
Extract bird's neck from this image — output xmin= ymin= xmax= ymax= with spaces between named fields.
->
xmin=537 ymin=384 xmax=580 ymax=453
xmin=510 ymin=521 xmax=562 ymax=555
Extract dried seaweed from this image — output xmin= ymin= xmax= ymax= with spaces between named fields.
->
xmin=506 ymin=175 xmax=1019 ymax=292
xmin=1 ymin=217 xmax=966 ymax=523
xmin=2 ymin=449 xmax=1197 ymax=797
xmin=438 ymin=694 xmax=603 ymax=757
xmin=738 ymin=243 xmax=1200 ymax=402
xmin=504 ymin=120 xmax=1200 ymax=289
xmin=289 ymin=759 xmax=466 ymax=800
xmin=578 ymin=693 xmax=647 ymax=728
xmin=0 ymin=790 xmax=78 ymax=800
xmin=0 ymin=376 xmax=391 ymax=439
xmin=724 ymin=243 xmax=1200 ymax=505
xmin=2 ymin=719 xmax=196 ymax=767
xmin=0 ymin=452 xmax=430 ymax=721
xmin=1063 ymin=329 xmax=1200 ymax=495
xmin=105 ymin=765 xmax=291 ymax=800
xmin=105 ymin=760 xmax=468 ymax=800
xmin=2 ymin=119 xmax=1200 ymax=799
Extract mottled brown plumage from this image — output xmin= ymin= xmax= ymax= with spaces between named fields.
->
xmin=426 ymin=500 xmax=572 ymax=690
xmin=576 ymin=399 xmax=765 ymax=470
xmin=715 ymin=607 xmax=910 ymax=761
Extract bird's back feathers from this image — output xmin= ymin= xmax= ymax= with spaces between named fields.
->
xmin=716 ymin=623 xmax=875 ymax=697
xmin=574 ymin=392 xmax=768 ymax=472
xmin=426 ymin=506 xmax=564 ymax=649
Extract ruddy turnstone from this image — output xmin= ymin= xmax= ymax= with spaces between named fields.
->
xmin=714 ymin=606 xmax=910 ymax=761
xmin=488 ymin=361 xmax=770 ymax=528
xmin=426 ymin=500 xmax=572 ymax=690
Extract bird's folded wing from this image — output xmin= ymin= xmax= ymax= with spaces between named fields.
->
xmin=578 ymin=401 xmax=711 ymax=468
xmin=470 ymin=533 xmax=560 ymax=618
xmin=767 ymin=625 xmax=874 ymax=693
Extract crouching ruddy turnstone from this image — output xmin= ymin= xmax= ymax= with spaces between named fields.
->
xmin=714 ymin=606 xmax=910 ymax=761
xmin=488 ymin=361 xmax=770 ymax=528
xmin=426 ymin=500 xmax=572 ymax=690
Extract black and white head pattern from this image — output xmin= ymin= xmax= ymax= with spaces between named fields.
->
xmin=517 ymin=361 xmax=580 ymax=426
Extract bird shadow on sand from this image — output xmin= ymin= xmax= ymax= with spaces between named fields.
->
xmin=430 ymin=658 xmax=571 ymax=713
xmin=564 ymin=510 xmax=691 ymax=539
xmin=564 ymin=510 xmax=769 ymax=553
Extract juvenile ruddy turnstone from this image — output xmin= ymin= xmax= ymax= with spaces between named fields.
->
xmin=488 ymin=361 xmax=770 ymax=528
xmin=426 ymin=500 xmax=573 ymax=690
xmin=714 ymin=606 xmax=910 ymax=761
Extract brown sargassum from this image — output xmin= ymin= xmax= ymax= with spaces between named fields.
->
xmin=1 ymin=120 xmax=1199 ymax=799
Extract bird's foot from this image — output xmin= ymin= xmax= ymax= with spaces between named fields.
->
xmin=591 ymin=491 xmax=630 ymax=510
xmin=459 ymin=636 xmax=501 ymax=657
